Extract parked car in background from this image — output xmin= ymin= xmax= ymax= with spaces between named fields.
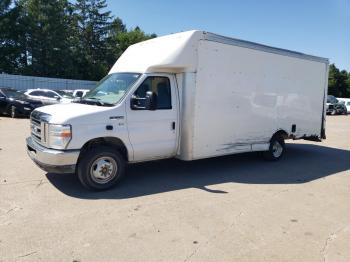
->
xmin=73 ymin=89 xmax=90 ymax=98
xmin=24 ymin=89 xmax=73 ymax=105
xmin=327 ymin=95 xmax=347 ymax=115
xmin=58 ymin=89 xmax=74 ymax=96
xmin=55 ymin=90 xmax=74 ymax=100
xmin=337 ymin=98 xmax=350 ymax=114
xmin=0 ymin=88 xmax=43 ymax=118
xmin=326 ymin=103 xmax=335 ymax=115
xmin=334 ymin=103 xmax=347 ymax=115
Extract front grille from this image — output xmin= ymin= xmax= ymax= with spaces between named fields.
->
xmin=30 ymin=111 xmax=51 ymax=147
xmin=31 ymin=115 xmax=44 ymax=145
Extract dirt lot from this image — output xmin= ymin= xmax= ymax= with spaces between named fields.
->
xmin=0 ymin=115 xmax=349 ymax=262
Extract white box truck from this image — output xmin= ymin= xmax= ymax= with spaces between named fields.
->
xmin=26 ymin=30 xmax=329 ymax=190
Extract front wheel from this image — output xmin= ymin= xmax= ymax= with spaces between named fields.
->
xmin=263 ymin=135 xmax=285 ymax=161
xmin=77 ymin=146 xmax=126 ymax=191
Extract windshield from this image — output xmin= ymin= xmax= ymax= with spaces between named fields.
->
xmin=56 ymin=90 xmax=74 ymax=99
xmin=83 ymin=73 xmax=141 ymax=105
xmin=327 ymin=95 xmax=338 ymax=104
xmin=2 ymin=89 xmax=27 ymax=99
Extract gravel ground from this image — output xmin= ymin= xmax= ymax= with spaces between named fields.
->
xmin=0 ymin=115 xmax=349 ymax=262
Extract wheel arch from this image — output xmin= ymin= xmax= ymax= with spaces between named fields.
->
xmin=272 ymin=129 xmax=289 ymax=140
xmin=78 ymin=137 xmax=130 ymax=163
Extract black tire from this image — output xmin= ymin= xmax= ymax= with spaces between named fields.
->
xmin=10 ymin=106 xmax=18 ymax=118
xmin=77 ymin=145 xmax=126 ymax=191
xmin=263 ymin=134 xmax=285 ymax=161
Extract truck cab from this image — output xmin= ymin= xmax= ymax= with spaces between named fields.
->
xmin=27 ymin=72 xmax=180 ymax=190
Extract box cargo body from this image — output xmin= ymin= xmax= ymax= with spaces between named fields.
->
xmin=110 ymin=30 xmax=329 ymax=161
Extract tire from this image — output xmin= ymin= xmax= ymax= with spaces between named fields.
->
xmin=263 ymin=134 xmax=285 ymax=161
xmin=10 ymin=106 xmax=18 ymax=118
xmin=77 ymin=145 xmax=126 ymax=191
xmin=330 ymin=110 xmax=336 ymax=115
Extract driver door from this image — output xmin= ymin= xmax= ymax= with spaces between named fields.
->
xmin=126 ymin=74 xmax=179 ymax=161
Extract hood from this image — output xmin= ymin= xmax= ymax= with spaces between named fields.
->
xmin=34 ymin=102 xmax=117 ymax=124
xmin=9 ymin=97 xmax=42 ymax=105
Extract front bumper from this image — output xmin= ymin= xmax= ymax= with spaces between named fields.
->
xmin=26 ymin=137 xmax=80 ymax=174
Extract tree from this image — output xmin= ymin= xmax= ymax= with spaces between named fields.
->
xmin=16 ymin=0 xmax=74 ymax=78
xmin=104 ymin=17 xmax=126 ymax=67
xmin=0 ymin=0 xmax=156 ymax=80
xmin=0 ymin=0 xmax=11 ymax=14
xmin=105 ymin=26 xmax=156 ymax=68
xmin=328 ymin=64 xmax=350 ymax=98
xmin=115 ymin=27 xmax=156 ymax=54
xmin=0 ymin=0 xmax=23 ymax=73
xmin=73 ymin=0 xmax=112 ymax=80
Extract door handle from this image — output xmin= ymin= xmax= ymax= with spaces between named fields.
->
xmin=172 ymin=122 xmax=175 ymax=130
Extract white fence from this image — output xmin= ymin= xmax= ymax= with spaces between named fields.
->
xmin=0 ymin=73 xmax=97 ymax=91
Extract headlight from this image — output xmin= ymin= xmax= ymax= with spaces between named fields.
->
xmin=46 ymin=124 xmax=72 ymax=149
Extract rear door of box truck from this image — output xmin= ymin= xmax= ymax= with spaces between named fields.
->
xmin=189 ymin=39 xmax=328 ymax=160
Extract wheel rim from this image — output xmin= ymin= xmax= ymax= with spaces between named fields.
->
xmin=272 ymin=141 xmax=283 ymax=158
xmin=90 ymin=156 xmax=118 ymax=184
xmin=11 ymin=107 xmax=15 ymax=118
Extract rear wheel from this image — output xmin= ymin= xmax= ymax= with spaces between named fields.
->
xmin=77 ymin=146 xmax=126 ymax=191
xmin=263 ymin=134 xmax=285 ymax=161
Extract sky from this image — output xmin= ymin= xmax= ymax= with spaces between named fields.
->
xmin=106 ymin=0 xmax=350 ymax=71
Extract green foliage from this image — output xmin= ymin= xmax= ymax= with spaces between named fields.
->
xmin=0 ymin=0 xmax=156 ymax=80
xmin=0 ymin=0 xmax=23 ymax=73
xmin=115 ymin=27 xmax=155 ymax=53
xmin=328 ymin=64 xmax=350 ymax=98
xmin=105 ymin=25 xmax=155 ymax=67
xmin=19 ymin=0 xmax=73 ymax=77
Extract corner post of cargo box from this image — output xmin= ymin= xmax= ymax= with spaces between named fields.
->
xmin=321 ymin=61 xmax=329 ymax=140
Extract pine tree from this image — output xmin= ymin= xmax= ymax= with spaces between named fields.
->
xmin=18 ymin=0 xmax=73 ymax=78
xmin=74 ymin=0 xmax=112 ymax=80
xmin=0 ymin=0 xmax=23 ymax=73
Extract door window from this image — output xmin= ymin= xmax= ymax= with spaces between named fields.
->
xmin=44 ymin=91 xmax=58 ymax=98
xmin=132 ymin=76 xmax=172 ymax=110
xmin=30 ymin=91 xmax=45 ymax=96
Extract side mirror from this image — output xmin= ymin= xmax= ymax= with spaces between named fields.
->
xmin=130 ymin=96 xmax=140 ymax=110
xmin=145 ymin=91 xmax=157 ymax=110
xmin=55 ymin=96 xmax=61 ymax=101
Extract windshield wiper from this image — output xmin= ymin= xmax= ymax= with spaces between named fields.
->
xmin=75 ymin=97 xmax=114 ymax=107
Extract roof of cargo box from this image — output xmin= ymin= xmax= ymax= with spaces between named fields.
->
xmin=109 ymin=30 xmax=329 ymax=74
